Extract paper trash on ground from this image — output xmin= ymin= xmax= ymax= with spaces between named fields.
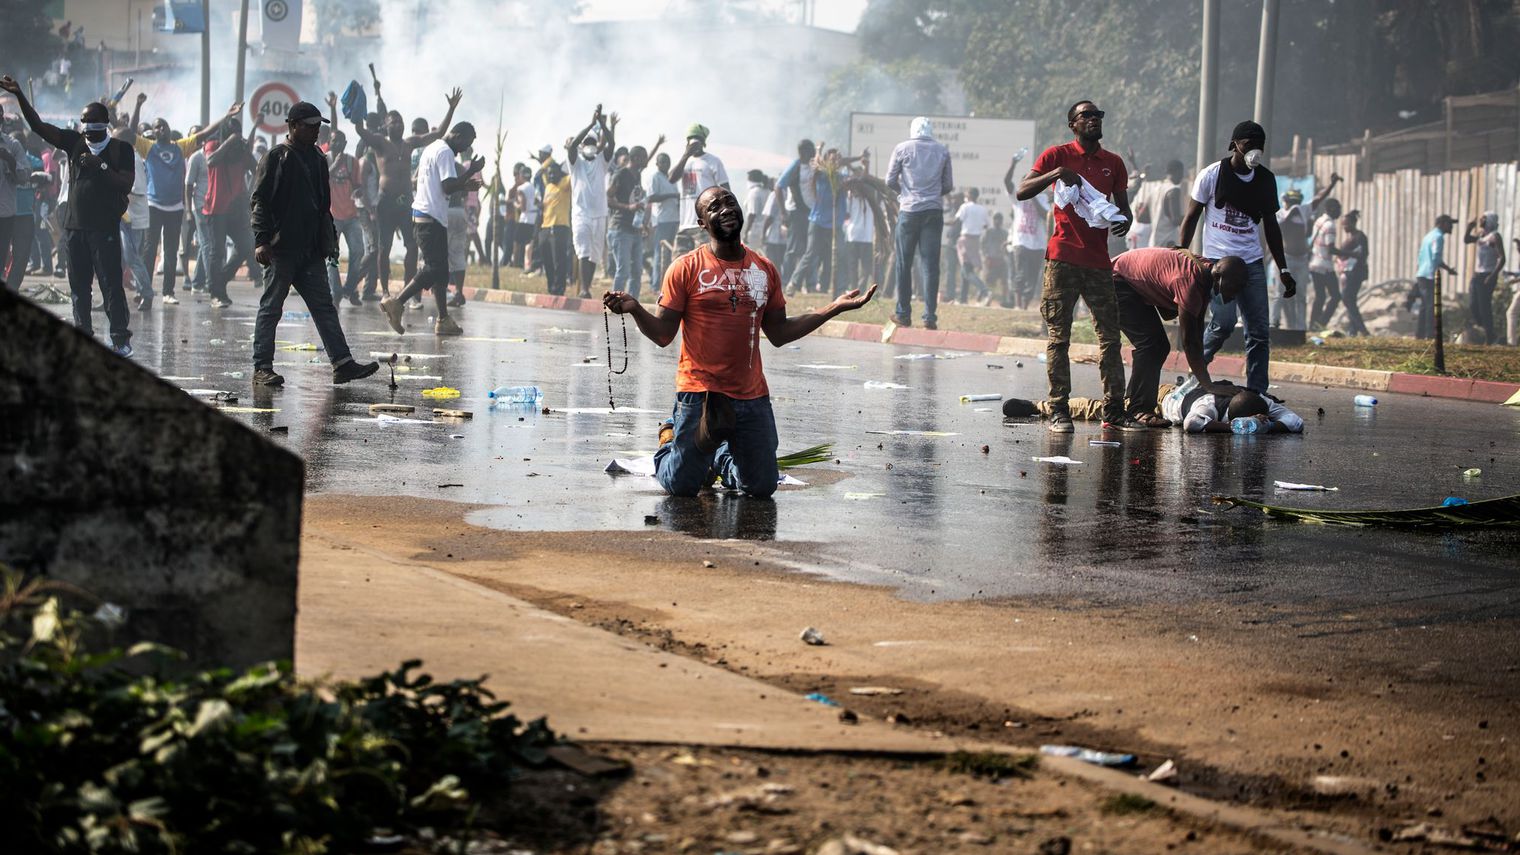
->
xmin=552 ymin=407 xmax=663 ymax=415
xmin=352 ymin=414 xmax=435 ymax=425
xmin=1032 ymin=456 xmax=1083 ymax=465
xmin=797 ymin=364 xmax=859 ymax=371
xmin=865 ymin=430 xmax=961 ymax=437
xmin=1274 ymin=481 xmax=1339 ymax=491
xmin=864 ymin=380 xmax=910 ymax=390
xmin=959 ymin=393 xmax=1002 ymax=403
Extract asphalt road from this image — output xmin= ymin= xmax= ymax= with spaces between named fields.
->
xmin=67 ymin=281 xmax=1520 ymax=621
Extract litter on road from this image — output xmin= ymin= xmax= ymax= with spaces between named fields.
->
xmin=421 ymin=387 xmax=462 ymax=400
xmin=800 ymin=627 xmax=827 ymax=646
xmin=351 ymin=414 xmax=435 ymax=426
xmin=604 ymin=456 xmax=809 ymax=487
xmin=1214 ymin=492 xmax=1520 ymax=527
xmin=959 ymin=393 xmax=1002 ymax=403
xmin=848 ymin=687 xmax=903 ymax=696
xmin=1273 ymin=481 xmax=1339 ymax=491
xmin=804 ymin=692 xmax=840 ymax=707
xmin=368 ymin=404 xmax=415 ymax=415
xmin=1039 ymin=744 xmax=1136 ymax=767
xmin=1031 ymin=456 xmax=1083 ymax=465
xmin=865 ymin=430 xmax=961 ymax=437
xmin=1089 ymin=440 xmax=1120 ymax=447
xmin=864 ymin=380 xmax=910 ymax=390
xmin=798 ymin=364 xmax=859 ymax=370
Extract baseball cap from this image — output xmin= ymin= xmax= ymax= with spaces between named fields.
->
xmin=686 ymin=123 xmax=710 ymax=141
xmin=286 ymin=102 xmax=329 ymax=125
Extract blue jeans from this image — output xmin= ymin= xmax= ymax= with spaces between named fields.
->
xmin=611 ymin=226 xmax=644 ymax=298
xmin=191 ymin=210 xmax=212 ymax=291
xmin=894 ymin=208 xmax=942 ymax=324
xmin=120 ymin=225 xmax=151 ymax=301
xmin=651 ymin=220 xmax=678 ymax=295
xmin=655 ymin=392 xmax=779 ymax=498
xmin=327 ymin=216 xmax=369 ymax=302
xmin=1202 ymin=258 xmax=1270 ymax=392
xmin=253 ymin=253 xmax=355 ymax=371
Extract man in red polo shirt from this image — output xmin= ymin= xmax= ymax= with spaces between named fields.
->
xmin=1014 ymin=100 xmax=1138 ymax=433
xmin=1111 ymin=247 xmax=1245 ymax=422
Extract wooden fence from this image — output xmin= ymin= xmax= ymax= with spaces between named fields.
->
xmin=1309 ymin=156 xmax=1520 ymax=298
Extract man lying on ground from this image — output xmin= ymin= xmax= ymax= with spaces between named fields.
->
xmin=1002 ymin=381 xmax=1303 ymax=435
xmin=602 ymin=185 xmax=876 ymax=498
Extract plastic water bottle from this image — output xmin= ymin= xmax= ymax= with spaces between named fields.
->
xmin=487 ymin=385 xmax=542 ymax=405
xmin=1230 ymin=417 xmax=1263 ymax=435
xmin=1353 ymin=395 xmax=1378 ymax=407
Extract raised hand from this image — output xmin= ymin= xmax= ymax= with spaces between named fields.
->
xmin=608 ymin=112 xmax=620 ymax=130
xmin=326 ymin=91 xmax=338 ymax=108
xmin=593 ymin=103 xmax=603 ymax=123
xmin=0 ymin=76 xmax=22 ymax=96
xmin=226 ymin=100 xmax=244 ymax=119
xmin=135 ymin=92 xmax=148 ymax=106
xmin=655 ymin=133 xmax=666 ymax=148
xmin=446 ymin=87 xmax=463 ymax=109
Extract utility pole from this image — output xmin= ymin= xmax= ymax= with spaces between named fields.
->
xmin=1253 ymin=0 xmax=1280 ymax=133
xmin=1433 ymin=270 xmax=1446 ymax=373
xmin=235 ymin=0 xmax=251 ymax=104
xmin=1195 ymin=0 xmax=1220 ymax=173
xmin=199 ymin=0 xmax=210 ymax=125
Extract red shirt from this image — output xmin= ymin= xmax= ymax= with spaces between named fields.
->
xmin=202 ymin=139 xmax=249 ymax=216
xmin=1031 ymin=141 xmax=1128 ymax=271
xmin=659 ymin=245 xmax=785 ymax=400
xmin=328 ymin=152 xmax=360 ymax=221
xmin=1112 ymin=248 xmax=1212 ymax=319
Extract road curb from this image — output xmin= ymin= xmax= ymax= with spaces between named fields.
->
xmin=458 ymin=286 xmax=1518 ymax=404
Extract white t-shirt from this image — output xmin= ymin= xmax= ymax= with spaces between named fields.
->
xmin=1010 ymin=193 xmax=1051 ymax=251
xmin=412 ymin=139 xmax=458 ymax=225
xmin=760 ymin=191 xmax=783 ymax=244
xmin=844 ymin=194 xmax=874 ymax=243
xmin=515 ymin=182 xmax=538 ymax=223
xmin=570 ymin=154 xmax=609 ymax=219
xmin=1163 ymin=390 xmax=1304 ymax=434
xmin=1190 ymin=162 xmax=1264 ymax=262
xmin=1148 ymin=181 xmax=1185 ymax=248
xmin=1275 ymin=202 xmax=1314 ymax=256
xmin=678 ymin=152 xmax=729 ymax=232
xmin=955 ymin=200 xmax=990 ymax=237
xmin=124 ymin=151 xmax=148 ymax=227
xmin=644 ymin=168 xmax=679 ymax=226
xmin=743 ymin=182 xmax=767 ymax=245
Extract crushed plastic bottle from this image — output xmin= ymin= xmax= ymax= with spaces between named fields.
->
xmin=1462 ymin=468 xmax=1482 ymax=480
xmin=1353 ymin=395 xmax=1378 ymax=407
xmin=1040 ymin=744 xmax=1136 ymax=767
xmin=282 ymin=310 xmax=311 ymax=321
xmin=487 ymin=385 xmax=543 ymax=405
xmin=1230 ymin=416 xmax=1263 ymax=435
xmin=1442 ymin=497 xmax=1469 ymax=507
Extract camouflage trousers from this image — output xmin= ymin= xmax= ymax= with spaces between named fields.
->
xmin=1037 ymin=384 xmax=1175 ymax=422
xmin=1041 ymin=259 xmax=1126 ymax=423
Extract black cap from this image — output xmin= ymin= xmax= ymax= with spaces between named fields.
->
xmin=1231 ymin=120 xmax=1265 ymax=141
xmin=286 ymin=101 xmax=329 ymax=125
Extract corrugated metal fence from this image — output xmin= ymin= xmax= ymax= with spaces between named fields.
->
xmin=1310 ymin=156 xmax=1520 ymax=296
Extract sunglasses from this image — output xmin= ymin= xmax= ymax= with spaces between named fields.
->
xmin=1075 ymin=109 xmax=1105 ymax=120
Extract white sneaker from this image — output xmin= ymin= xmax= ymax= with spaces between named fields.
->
xmin=163 ymin=295 xmax=180 ymax=305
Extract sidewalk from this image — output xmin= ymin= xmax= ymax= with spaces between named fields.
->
xmin=454 ymin=284 xmax=1520 ymax=405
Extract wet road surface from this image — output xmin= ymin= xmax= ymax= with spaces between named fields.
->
xmin=73 ymin=284 xmax=1520 ymax=619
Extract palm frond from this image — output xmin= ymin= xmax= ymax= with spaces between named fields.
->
xmin=777 ymin=444 xmax=834 ymax=469
xmin=1212 ymin=493 xmax=1520 ymax=528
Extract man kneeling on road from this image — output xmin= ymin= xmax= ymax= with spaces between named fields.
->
xmin=603 ymin=185 xmax=876 ymax=498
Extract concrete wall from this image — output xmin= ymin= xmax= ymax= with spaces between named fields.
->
xmin=0 ymin=289 xmax=303 ymax=668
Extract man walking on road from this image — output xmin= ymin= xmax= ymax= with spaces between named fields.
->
xmin=379 ymin=122 xmax=483 ymax=336
xmin=1178 ymin=121 xmax=1297 ymax=394
xmin=1015 ymin=100 xmax=1138 ymax=433
xmin=602 ymin=186 xmax=876 ymax=498
xmin=886 ymin=117 xmax=951 ymax=329
xmin=1 ymin=76 xmax=136 ymax=355
xmin=249 ymin=102 xmax=377 ymax=388
xmin=1412 ymin=214 xmax=1456 ymax=340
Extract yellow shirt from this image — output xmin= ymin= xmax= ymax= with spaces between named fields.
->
xmin=540 ymin=175 xmax=571 ymax=228
xmin=132 ymin=135 xmax=200 ymax=159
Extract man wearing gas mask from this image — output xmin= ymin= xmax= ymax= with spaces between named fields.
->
xmin=1178 ymin=121 xmax=1296 ymax=396
xmin=1 ymin=76 xmax=136 ymax=356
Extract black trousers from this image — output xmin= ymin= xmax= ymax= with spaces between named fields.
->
xmin=396 ymin=218 xmax=450 ymax=310
xmin=65 ymin=227 xmax=131 ymax=345
xmin=3 ymin=215 xmax=34 ymax=290
xmin=141 ymin=206 xmax=185 ymax=295
xmin=1114 ymin=276 xmax=1171 ymax=418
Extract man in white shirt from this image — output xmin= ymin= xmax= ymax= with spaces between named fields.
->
xmin=758 ymin=182 xmax=786 ymax=266
xmin=122 ymin=149 xmax=151 ymax=310
xmin=1147 ymin=160 xmax=1186 ymax=249
xmin=1272 ymin=173 xmax=1339 ymax=330
xmin=380 ymin=122 xmax=483 ymax=336
xmin=666 ymin=123 xmax=729 ymax=251
xmin=1178 ymin=120 xmax=1297 ymax=394
xmin=568 ymin=105 xmax=614 ymax=298
xmin=953 ymin=187 xmax=990 ymax=304
xmin=644 ymin=151 xmax=680 ymax=295
xmin=839 ymin=168 xmax=875 ymax=294
xmin=1002 ymin=150 xmax=1050 ymax=311
xmin=741 ymin=168 xmax=769 ymax=249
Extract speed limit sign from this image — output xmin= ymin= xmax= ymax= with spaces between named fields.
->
xmin=249 ymin=81 xmax=299 ymax=134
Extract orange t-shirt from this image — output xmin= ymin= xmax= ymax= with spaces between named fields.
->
xmin=658 ymin=245 xmax=785 ymax=400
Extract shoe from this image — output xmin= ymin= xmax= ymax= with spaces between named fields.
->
xmin=891 ymin=314 xmax=911 ymax=327
xmin=658 ymin=420 xmax=675 ymax=448
xmin=346 ymin=293 xmax=361 ymax=307
xmin=577 ymin=289 xmax=592 ymax=299
xmin=110 ymin=342 xmax=133 ymax=358
xmin=210 ymin=297 xmax=231 ymax=308
xmin=924 ymin=320 xmax=938 ymax=331
xmin=448 ymin=292 xmax=466 ymax=308
xmin=379 ymin=297 xmax=406 ymax=334
xmin=408 ymin=297 xmax=424 ymax=309
xmin=163 ymin=294 xmax=180 ymax=305
xmin=434 ymin=315 xmax=463 ymax=336
xmin=253 ymin=368 xmax=285 ymax=386
xmin=332 ymin=359 xmax=380 ymax=384
xmin=131 ymin=295 xmax=144 ymax=310
xmin=1102 ymin=416 xmax=1149 ymax=433
xmin=361 ymin=291 xmax=381 ymax=302
xmin=1048 ymin=412 xmax=1074 ymax=433
xmin=137 ymin=296 xmax=152 ymax=312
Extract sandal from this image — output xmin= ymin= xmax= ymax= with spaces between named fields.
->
xmin=1135 ymin=412 xmax=1172 ymax=429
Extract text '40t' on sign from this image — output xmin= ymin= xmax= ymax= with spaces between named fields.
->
xmin=250 ymin=81 xmax=300 ymax=134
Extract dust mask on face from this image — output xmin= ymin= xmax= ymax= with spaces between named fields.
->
xmin=1243 ymin=148 xmax=1263 ymax=169
xmin=581 ymin=144 xmax=598 ymax=160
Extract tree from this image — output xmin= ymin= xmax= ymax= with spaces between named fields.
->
xmin=0 ymin=0 xmax=63 ymax=84
xmin=811 ymin=58 xmax=947 ymax=146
